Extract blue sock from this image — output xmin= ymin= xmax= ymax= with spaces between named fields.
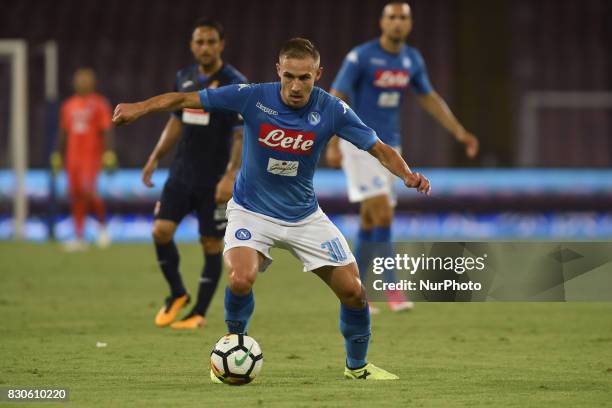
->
xmin=224 ymin=287 xmax=254 ymax=334
xmin=372 ymin=226 xmax=398 ymax=284
xmin=340 ymin=304 xmax=371 ymax=369
xmin=354 ymin=228 xmax=373 ymax=285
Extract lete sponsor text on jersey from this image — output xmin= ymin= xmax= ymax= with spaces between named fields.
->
xmin=373 ymin=69 xmax=409 ymax=89
xmin=258 ymin=123 xmax=315 ymax=155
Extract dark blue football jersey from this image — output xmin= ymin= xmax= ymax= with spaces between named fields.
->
xmin=169 ymin=63 xmax=247 ymax=187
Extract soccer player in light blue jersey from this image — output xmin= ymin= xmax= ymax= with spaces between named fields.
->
xmin=112 ymin=38 xmax=430 ymax=380
xmin=327 ymin=2 xmax=479 ymax=312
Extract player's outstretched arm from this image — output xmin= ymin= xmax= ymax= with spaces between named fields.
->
xmin=368 ymin=140 xmax=431 ymax=195
xmin=417 ymin=91 xmax=479 ymax=158
xmin=112 ymin=92 xmax=201 ymax=126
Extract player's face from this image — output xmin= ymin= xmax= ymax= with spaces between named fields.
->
xmin=380 ymin=3 xmax=413 ymax=42
xmin=73 ymin=69 xmax=96 ymax=95
xmin=190 ymin=26 xmax=224 ymax=68
xmin=276 ymin=56 xmax=322 ymax=109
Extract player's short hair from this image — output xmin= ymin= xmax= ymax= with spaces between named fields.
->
xmin=382 ymin=1 xmax=412 ymax=17
xmin=279 ymin=38 xmax=320 ymax=65
xmin=193 ymin=18 xmax=224 ymax=39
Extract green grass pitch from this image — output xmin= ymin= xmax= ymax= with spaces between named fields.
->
xmin=1 ymin=242 xmax=611 ymax=407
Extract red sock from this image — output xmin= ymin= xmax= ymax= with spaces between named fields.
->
xmin=90 ymin=195 xmax=106 ymax=225
xmin=72 ymin=195 xmax=87 ymax=239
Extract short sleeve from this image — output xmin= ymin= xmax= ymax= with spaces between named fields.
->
xmin=333 ymin=98 xmax=378 ymax=151
xmin=330 ymin=48 xmax=362 ymax=97
xmin=198 ymin=83 xmax=254 ymax=115
xmin=410 ymin=50 xmax=433 ymax=95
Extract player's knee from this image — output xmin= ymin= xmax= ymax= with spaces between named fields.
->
xmin=370 ymin=206 xmax=393 ymax=227
xmin=200 ymin=236 xmax=223 ymax=254
xmin=151 ymin=222 xmax=174 ymax=244
xmin=228 ymin=269 xmax=255 ymax=295
xmin=341 ymin=284 xmax=367 ymax=309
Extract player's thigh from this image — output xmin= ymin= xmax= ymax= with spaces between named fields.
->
xmin=80 ymin=166 xmax=100 ymax=196
xmin=361 ymin=194 xmax=394 ymax=227
xmin=313 ymin=262 xmax=365 ymax=308
xmin=287 ymin=213 xmax=355 ymax=272
xmin=223 ymin=200 xmax=276 ymax=272
xmin=155 ymin=179 xmax=192 ymax=227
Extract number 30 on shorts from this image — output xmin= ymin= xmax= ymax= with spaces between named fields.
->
xmin=321 ymin=238 xmax=348 ymax=262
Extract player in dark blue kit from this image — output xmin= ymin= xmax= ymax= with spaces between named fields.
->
xmin=113 ymin=38 xmax=430 ymax=380
xmin=141 ymin=19 xmax=247 ymax=330
xmin=326 ymin=2 xmax=479 ymax=312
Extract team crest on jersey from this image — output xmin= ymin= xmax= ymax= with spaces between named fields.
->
xmin=373 ymin=70 xmax=410 ymax=89
xmin=308 ymin=111 xmax=321 ymax=126
xmin=258 ymin=124 xmax=315 ymax=155
xmin=235 ymin=228 xmax=251 ymax=240
xmin=181 ymin=80 xmax=194 ymax=89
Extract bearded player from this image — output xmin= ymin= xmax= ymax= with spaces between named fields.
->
xmin=113 ymin=38 xmax=430 ymax=380
xmin=143 ymin=19 xmax=246 ymax=330
xmin=326 ymin=2 xmax=479 ymax=311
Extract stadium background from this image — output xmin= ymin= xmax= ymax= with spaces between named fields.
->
xmin=0 ymin=0 xmax=611 ymax=240
xmin=1 ymin=2 xmax=611 ymax=406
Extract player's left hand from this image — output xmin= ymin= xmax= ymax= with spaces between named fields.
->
xmin=456 ymin=128 xmax=479 ymax=159
xmin=102 ymin=150 xmax=118 ymax=174
xmin=404 ymin=172 xmax=431 ymax=195
xmin=112 ymin=103 xmax=142 ymax=125
xmin=215 ymin=173 xmax=235 ymax=204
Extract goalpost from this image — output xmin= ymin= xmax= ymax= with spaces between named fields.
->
xmin=0 ymin=40 xmax=28 ymax=240
xmin=1 ymin=40 xmax=57 ymax=240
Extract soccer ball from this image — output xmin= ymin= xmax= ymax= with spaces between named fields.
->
xmin=210 ymin=334 xmax=263 ymax=385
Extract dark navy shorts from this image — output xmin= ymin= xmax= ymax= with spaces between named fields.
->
xmin=155 ymin=178 xmax=227 ymax=238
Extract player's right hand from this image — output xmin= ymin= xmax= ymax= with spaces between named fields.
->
xmin=325 ymin=144 xmax=342 ymax=168
xmin=142 ymin=157 xmax=158 ymax=188
xmin=404 ymin=172 xmax=431 ymax=195
xmin=50 ymin=151 xmax=63 ymax=174
xmin=112 ymin=103 xmax=141 ymax=126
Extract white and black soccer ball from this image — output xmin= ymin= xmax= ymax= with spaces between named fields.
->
xmin=210 ymin=334 xmax=263 ymax=385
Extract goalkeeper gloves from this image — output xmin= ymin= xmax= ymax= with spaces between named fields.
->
xmin=50 ymin=151 xmax=62 ymax=175
xmin=102 ymin=150 xmax=118 ymax=174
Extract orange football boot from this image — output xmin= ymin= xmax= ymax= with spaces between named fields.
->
xmin=154 ymin=294 xmax=190 ymax=327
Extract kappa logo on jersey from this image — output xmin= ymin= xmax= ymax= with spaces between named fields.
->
xmin=374 ymin=70 xmax=410 ymax=89
xmin=238 ymin=84 xmax=250 ymax=91
xmin=235 ymin=228 xmax=251 ymax=240
xmin=258 ymin=124 xmax=315 ymax=155
xmin=339 ymin=100 xmax=350 ymax=114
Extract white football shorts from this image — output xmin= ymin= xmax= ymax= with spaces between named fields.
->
xmin=339 ymin=138 xmax=399 ymax=204
xmin=223 ymin=198 xmax=356 ymax=272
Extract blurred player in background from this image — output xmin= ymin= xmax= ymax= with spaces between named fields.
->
xmin=51 ymin=68 xmax=116 ymax=252
xmin=142 ymin=19 xmax=246 ymax=330
xmin=326 ymin=1 xmax=479 ymax=311
xmin=112 ymin=38 xmax=430 ymax=380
